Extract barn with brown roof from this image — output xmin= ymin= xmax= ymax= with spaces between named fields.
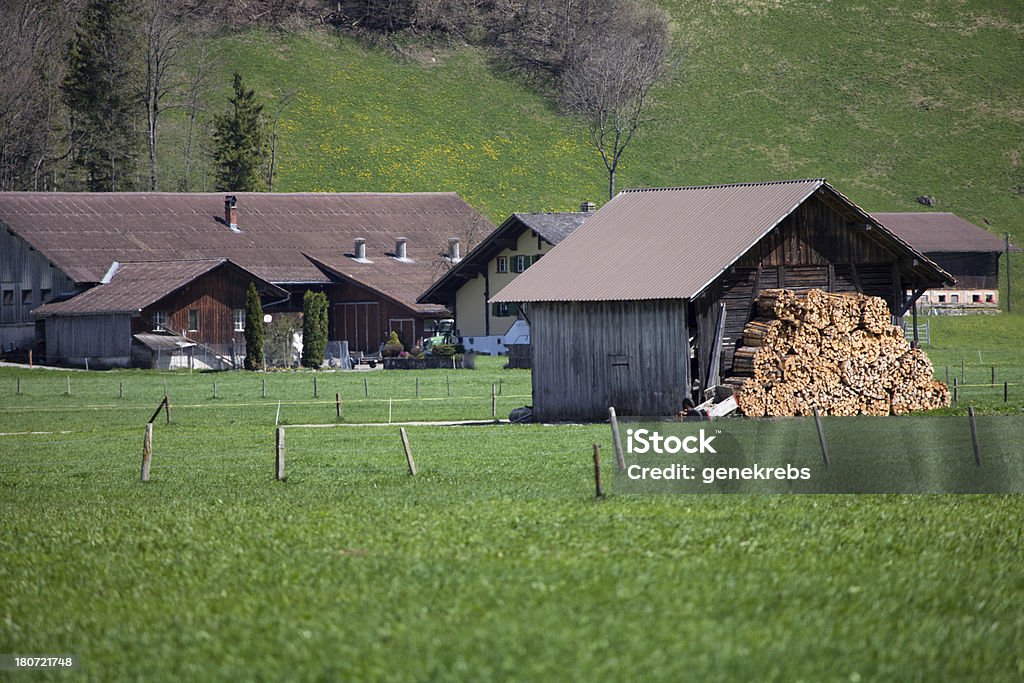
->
xmin=491 ymin=179 xmax=953 ymax=421
xmin=874 ymin=212 xmax=1016 ymax=312
xmin=0 ymin=192 xmax=492 ymax=367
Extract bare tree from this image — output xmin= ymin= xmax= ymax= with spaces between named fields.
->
xmin=177 ymin=42 xmax=217 ymax=192
xmin=560 ymin=0 xmax=671 ymax=199
xmin=266 ymin=87 xmax=297 ymax=192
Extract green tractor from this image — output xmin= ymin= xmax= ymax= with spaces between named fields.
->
xmin=423 ymin=318 xmax=456 ymax=352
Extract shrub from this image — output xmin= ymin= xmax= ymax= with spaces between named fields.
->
xmin=431 ymin=342 xmax=456 ymax=357
xmin=383 ymin=330 xmax=404 ymax=357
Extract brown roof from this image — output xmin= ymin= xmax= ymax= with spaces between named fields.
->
xmin=0 ymin=192 xmax=492 ymax=313
xmin=33 ymin=259 xmax=286 ymax=316
xmin=492 ymin=179 xmax=951 ymax=304
xmin=873 ymin=212 xmax=1016 ymax=253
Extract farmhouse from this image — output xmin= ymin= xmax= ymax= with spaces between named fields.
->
xmin=0 ymin=192 xmax=492 ymax=366
xmin=417 ymin=207 xmax=592 ymax=354
xmin=874 ymin=212 xmax=1016 ymax=313
xmin=491 ymin=179 xmax=953 ymax=421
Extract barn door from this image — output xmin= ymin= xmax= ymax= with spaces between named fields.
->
xmin=335 ymin=302 xmax=381 ymax=353
xmin=608 ymin=353 xmax=632 ymax=414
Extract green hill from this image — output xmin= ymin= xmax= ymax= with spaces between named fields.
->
xmin=171 ymin=2 xmax=1022 ymax=302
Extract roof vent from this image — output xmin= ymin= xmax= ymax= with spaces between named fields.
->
xmin=447 ymin=237 xmax=461 ymax=263
xmin=394 ymin=237 xmax=411 ymax=262
xmin=224 ymin=195 xmax=239 ymax=232
xmin=353 ymin=237 xmax=370 ymax=262
xmin=580 ymin=201 xmax=596 ymax=213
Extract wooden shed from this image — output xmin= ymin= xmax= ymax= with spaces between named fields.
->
xmin=491 ymin=179 xmax=953 ymax=421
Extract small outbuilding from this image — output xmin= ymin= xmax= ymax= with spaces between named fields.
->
xmin=874 ymin=212 xmax=1016 ymax=313
xmin=491 ymin=179 xmax=953 ymax=421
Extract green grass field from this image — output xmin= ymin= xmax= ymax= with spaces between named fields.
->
xmin=2 ymin=352 xmax=1024 ymax=680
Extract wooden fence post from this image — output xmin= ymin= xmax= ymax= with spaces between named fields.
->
xmin=66 ymin=375 xmax=71 ymax=396
xmin=336 ymin=392 xmax=342 ymax=419
xmin=141 ymin=423 xmax=153 ymax=482
xmin=446 ymin=374 xmax=450 ymax=396
xmin=16 ymin=377 xmax=20 ymax=395
xmin=275 ymin=427 xmax=285 ymax=480
xmin=313 ymin=375 xmax=318 ymax=398
xmin=415 ymin=377 xmax=419 ymax=398
xmin=608 ymin=406 xmax=625 ymax=470
xmin=593 ymin=444 xmax=604 ymax=498
xmin=952 ymin=377 xmax=958 ymax=405
xmin=148 ymin=396 xmax=167 ymax=423
xmin=28 ymin=349 xmax=32 ymax=368
xmin=119 ymin=381 xmax=124 ymax=399
xmin=991 ymin=366 xmax=996 ymax=386
xmin=813 ymin=407 xmax=830 ymax=466
xmin=968 ymin=407 xmax=981 ymax=466
xmin=491 ymin=383 xmax=497 ymax=419
xmin=213 ymin=381 xmax=217 ymax=399
xmin=1004 ymin=382 xmax=1009 ymax=403
xmin=364 ymin=377 xmax=368 ymax=397
xmin=400 ymin=427 xmax=417 ymax=476
xmin=164 ymin=394 xmax=172 ymax=424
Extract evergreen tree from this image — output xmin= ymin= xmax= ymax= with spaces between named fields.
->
xmin=212 ymin=72 xmax=267 ymax=192
xmin=244 ymin=282 xmax=265 ymax=370
xmin=62 ymin=0 xmax=141 ymax=191
xmin=301 ymin=290 xmax=329 ymax=369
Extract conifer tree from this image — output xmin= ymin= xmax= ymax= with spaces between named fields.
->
xmin=212 ymin=72 xmax=267 ymax=192
xmin=244 ymin=282 xmax=265 ymax=370
xmin=301 ymin=291 xmax=329 ymax=369
xmin=62 ymin=0 xmax=140 ymax=191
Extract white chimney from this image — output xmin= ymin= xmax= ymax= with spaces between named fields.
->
xmin=447 ymin=237 xmax=461 ymax=262
xmin=354 ymin=237 xmax=367 ymax=260
xmin=395 ymin=237 xmax=408 ymax=260
xmin=580 ymin=201 xmax=596 ymax=213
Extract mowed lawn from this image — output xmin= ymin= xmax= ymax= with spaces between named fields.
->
xmin=1 ymin=353 xmax=1023 ymax=681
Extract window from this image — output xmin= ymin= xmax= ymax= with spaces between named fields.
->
xmin=496 ymin=257 xmax=508 ymax=273
xmin=187 ymin=309 xmax=198 ymax=332
xmin=986 ymin=294 xmax=995 ymax=303
xmin=1 ymin=290 xmax=12 ymax=306
xmin=512 ymin=255 xmax=530 ymax=273
xmin=937 ymin=294 xmax=946 ymax=303
xmin=21 ymin=289 xmax=32 ymax=306
xmin=491 ymin=302 xmax=518 ymax=317
xmin=152 ymin=311 xmax=168 ymax=332
xmin=950 ymin=294 xmax=959 ymax=303
xmin=233 ymin=309 xmax=245 ymax=332
xmin=972 ymin=294 xmax=981 ymax=303
xmin=40 ymin=289 xmax=51 ymax=303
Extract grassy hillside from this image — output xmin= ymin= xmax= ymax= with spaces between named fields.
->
xmin=166 ymin=2 xmax=1023 ymax=304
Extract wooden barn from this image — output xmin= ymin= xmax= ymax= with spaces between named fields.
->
xmin=874 ymin=212 xmax=1017 ymax=313
xmin=0 ymin=192 xmax=492 ymax=363
xmin=32 ymin=259 xmax=285 ymax=369
xmin=491 ymin=179 xmax=953 ymax=421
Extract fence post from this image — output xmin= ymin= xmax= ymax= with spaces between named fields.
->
xmin=16 ymin=377 xmax=20 ymax=395
xmin=415 ymin=377 xmax=419 ymax=398
xmin=952 ymin=377 xmax=958 ymax=404
xmin=164 ymin=394 xmax=171 ymax=424
xmin=968 ymin=407 xmax=981 ymax=466
xmin=262 ymin=378 xmax=266 ymax=399
xmin=336 ymin=392 xmax=342 ymax=419
xmin=608 ymin=406 xmax=625 ymax=470
xmin=593 ymin=444 xmax=604 ymax=498
xmin=313 ymin=375 xmax=318 ymax=399
xmin=141 ymin=423 xmax=153 ymax=482
xmin=1004 ymin=382 xmax=1009 ymax=403
xmin=491 ymin=383 xmax=497 ymax=420
xmin=364 ymin=377 xmax=368 ymax=398
xmin=119 ymin=381 xmax=124 ymax=399
xmin=813 ymin=407 xmax=830 ymax=466
xmin=275 ymin=427 xmax=285 ymax=480
xmin=991 ymin=366 xmax=996 ymax=386
xmin=213 ymin=381 xmax=217 ymax=399
xmin=400 ymin=427 xmax=417 ymax=476
xmin=66 ymin=375 xmax=71 ymax=396
xmin=446 ymin=374 xmax=450 ymax=396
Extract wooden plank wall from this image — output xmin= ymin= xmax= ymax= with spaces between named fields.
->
xmin=134 ymin=267 xmax=251 ymax=346
xmin=926 ymin=252 xmax=998 ymax=289
xmin=46 ymin=315 xmax=131 ymax=359
xmin=0 ymin=227 xmax=77 ymax=326
xmin=530 ymin=300 xmax=689 ymax=421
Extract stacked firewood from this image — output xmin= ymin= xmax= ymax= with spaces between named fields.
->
xmin=729 ymin=289 xmax=950 ymax=416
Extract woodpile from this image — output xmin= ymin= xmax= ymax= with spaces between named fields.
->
xmin=730 ymin=289 xmax=950 ymax=416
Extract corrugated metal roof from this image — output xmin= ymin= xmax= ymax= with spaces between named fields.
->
xmin=492 ymin=179 xmax=952 ymax=304
xmin=873 ymin=212 xmax=1016 ymax=253
xmin=0 ymin=192 xmax=492 ymax=313
xmin=33 ymin=259 xmax=285 ymax=316
xmin=133 ymin=333 xmax=195 ymax=351
xmin=492 ymin=179 xmax=825 ymax=303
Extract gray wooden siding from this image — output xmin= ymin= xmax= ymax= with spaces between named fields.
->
xmin=45 ymin=315 xmax=132 ymax=359
xmin=530 ymin=300 xmax=690 ymax=421
xmin=1 ymin=226 xmax=77 ymax=325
